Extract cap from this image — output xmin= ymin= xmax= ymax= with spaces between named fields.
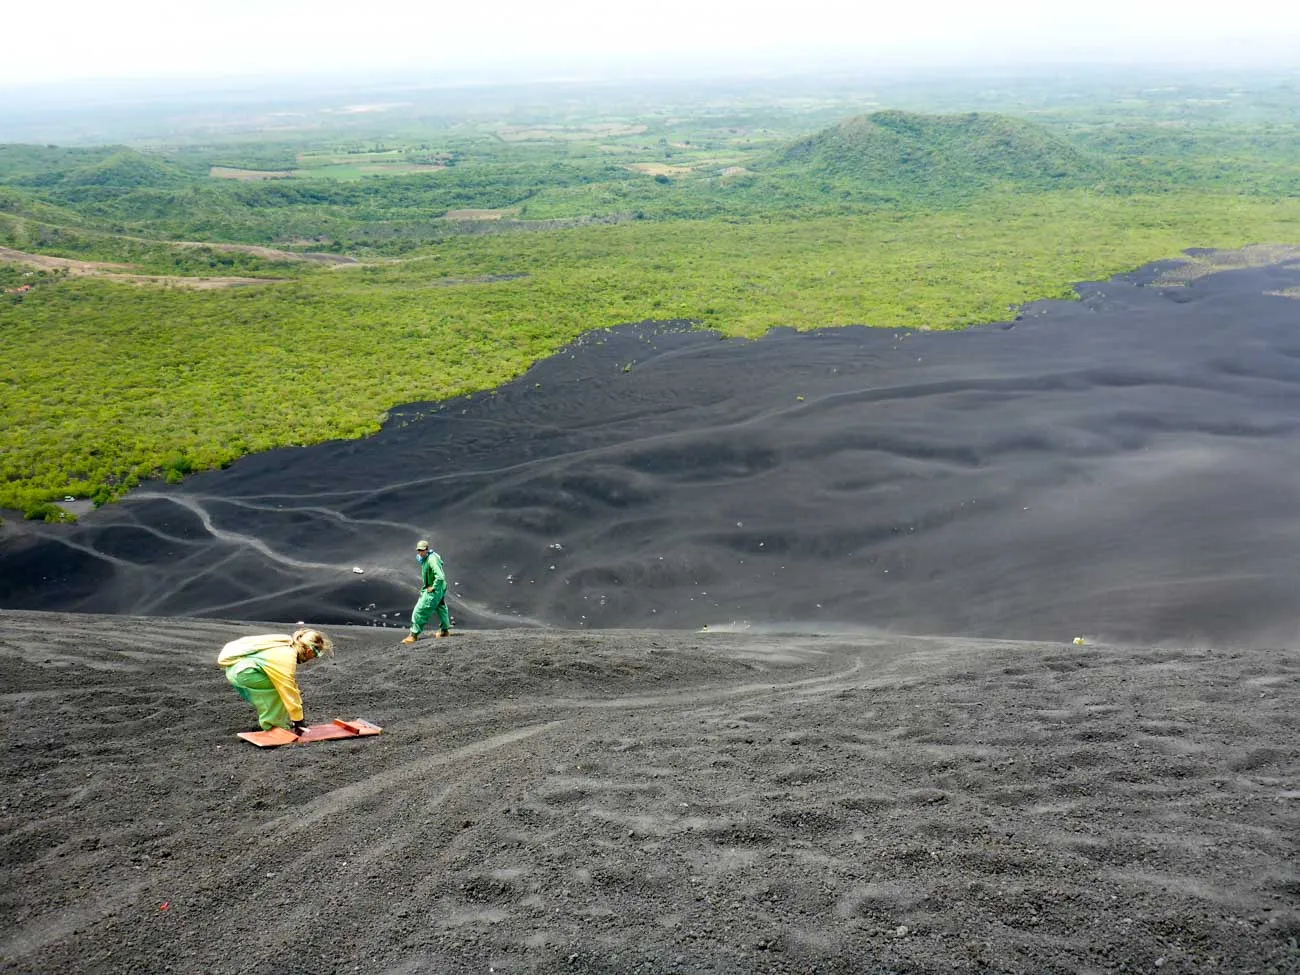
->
xmin=416 ymin=539 xmax=430 ymax=551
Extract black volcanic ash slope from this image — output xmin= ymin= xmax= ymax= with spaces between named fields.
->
xmin=3 ymin=256 xmax=1300 ymax=646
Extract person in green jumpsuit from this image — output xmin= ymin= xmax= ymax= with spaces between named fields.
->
xmin=403 ymin=539 xmax=450 ymax=643
xmin=217 ymin=628 xmax=333 ymax=733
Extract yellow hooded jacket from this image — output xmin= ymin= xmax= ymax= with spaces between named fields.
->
xmin=217 ymin=634 xmax=304 ymax=721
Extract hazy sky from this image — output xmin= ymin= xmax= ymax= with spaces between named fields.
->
xmin=4 ymin=0 xmax=1298 ymax=86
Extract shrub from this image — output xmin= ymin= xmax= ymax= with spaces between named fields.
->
xmin=161 ymin=454 xmax=195 ymax=483
xmin=24 ymin=502 xmax=77 ymax=523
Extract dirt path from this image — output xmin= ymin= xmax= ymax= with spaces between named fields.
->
xmin=2 ymin=611 xmax=1296 ymax=974
xmin=0 ymin=246 xmax=284 ymax=288
xmin=163 ymin=240 xmax=357 ymax=265
xmin=0 ymin=245 xmax=130 ymax=274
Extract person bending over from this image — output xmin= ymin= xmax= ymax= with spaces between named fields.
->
xmin=218 ymin=628 xmax=333 ymax=734
xmin=403 ymin=539 xmax=451 ymax=643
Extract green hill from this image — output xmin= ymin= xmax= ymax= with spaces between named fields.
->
xmin=769 ymin=111 xmax=1114 ymax=198
xmin=0 ymin=145 xmax=122 ymax=186
xmin=62 ymin=149 xmax=187 ymax=189
xmin=0 ymin=145 xmax=186 ymax=190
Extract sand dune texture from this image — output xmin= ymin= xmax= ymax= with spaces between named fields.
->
xmin=1 ymin=612 xmax=1297 ymax=974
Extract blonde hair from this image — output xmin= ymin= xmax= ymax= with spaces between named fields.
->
xmin=292 ymin=628 xmax=334 ymax=659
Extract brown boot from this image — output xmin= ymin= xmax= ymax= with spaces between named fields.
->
xmin=401 ymin=634 xmax=418 ymax=644
xmin=435 ymin=629 xmax=451 ymax=638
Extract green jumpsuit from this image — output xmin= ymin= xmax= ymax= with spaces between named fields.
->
xmin=410 ymin=550 xmax=450 ymax=636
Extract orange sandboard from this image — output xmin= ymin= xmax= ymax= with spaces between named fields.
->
xmin=237 ymin=718 xmax=382 ymax=748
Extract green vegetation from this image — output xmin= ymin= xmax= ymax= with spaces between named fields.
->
xmin=22 ymin=503 xmax=76 ymax=524
xmin=767 ymin=111 xmax=1116 ymax=198
xmin=1 ymin=69 xmax=1299 ymax=511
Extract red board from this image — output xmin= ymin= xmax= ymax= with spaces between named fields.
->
xmin=237 ymin=718 xmax=383 ymax=748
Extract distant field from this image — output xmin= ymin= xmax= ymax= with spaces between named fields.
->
xmin=299 ymin=150 xmax=399 ymax=163
xmin=495 ymin=123 xmax=649 ymax=142
xmin=324 ymin=102 xmax=413 ymax=115
xmin=209 ymin=166 xmax=294 ymax=180
xmin=297 ymin=149 xmax=449 ymax=165
xmin=290 ymin=163 xmax=446 ymax=180
xmin=442 ymin=209 xmax=517 ymax=221
xmin=251 ymin=149 xmax=454 ymax=180
xmin=322 ymin=163 xmax=443 ymax=177
xmin=625 ymin=163 xmax=695 ymax=177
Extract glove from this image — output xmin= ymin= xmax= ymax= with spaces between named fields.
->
xmin=289 ymin=720 xmax=309 ymax=736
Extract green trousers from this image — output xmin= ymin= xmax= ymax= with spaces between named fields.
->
xmin=410 ymin=587 xmax=450 ymax=636
xmin=226 ymin=664 xmax=290 ymax=731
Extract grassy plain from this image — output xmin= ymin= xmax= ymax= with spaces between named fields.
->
xmin=1 ymin=69 xmax=1299 ymax=514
